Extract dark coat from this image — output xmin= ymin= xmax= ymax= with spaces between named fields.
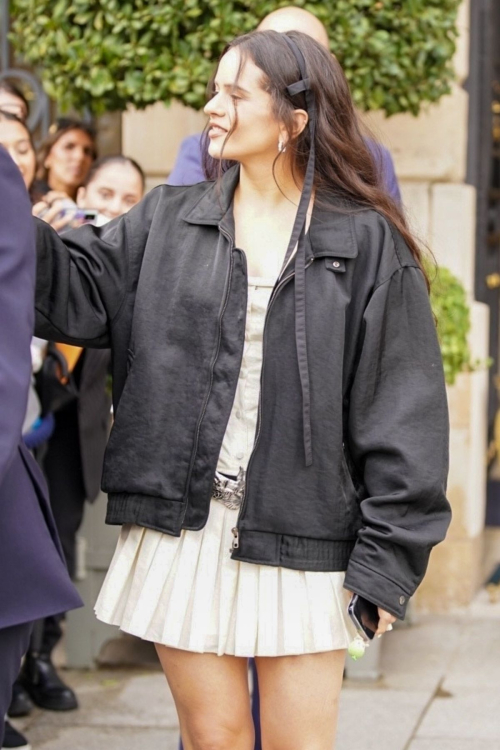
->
xmin=34 ymin=165 xmax=451 ymax=620
xmin=0 ymin=147 xmax=82 ymax=630
xmin=77 ymin=348 xmax=111 ymax=501
xmin=47 ymin=348 xmax=111 ymax=503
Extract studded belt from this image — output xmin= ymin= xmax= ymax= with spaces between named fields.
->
xmin=212 ymin=467 xmax=246 ymax=510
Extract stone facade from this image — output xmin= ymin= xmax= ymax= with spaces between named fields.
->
xmin=121 ymin=0 xmax=490 ymax=612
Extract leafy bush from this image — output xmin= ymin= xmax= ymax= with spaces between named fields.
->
xmin=10 ymin=0 xmax=460 ymax=115
xmin=428 ymin=264 xmax=481 ymax=386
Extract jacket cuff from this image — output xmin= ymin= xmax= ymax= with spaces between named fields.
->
xmin=343 ymin=559 xmax=411 ymax=620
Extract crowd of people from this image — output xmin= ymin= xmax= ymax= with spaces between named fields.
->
xmin=0 ymin=6 xmax=451 ymax=750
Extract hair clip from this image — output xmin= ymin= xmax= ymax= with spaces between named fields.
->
xmin=286 ymin=78 xmax=311 ymax=97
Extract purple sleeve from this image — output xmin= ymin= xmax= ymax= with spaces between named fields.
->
xmin=366 ymin=139 xmax=402 ymax=205
xmin=0 ymin=147 xmax=36 ymax=481
xmin=167 ymin=134 xmax=206 ymax=186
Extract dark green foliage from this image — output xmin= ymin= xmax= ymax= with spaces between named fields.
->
xmin=10 ymin=0 xmax=460 ymax=115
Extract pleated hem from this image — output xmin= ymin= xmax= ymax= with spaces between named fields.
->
xmin=95 ymin=500 xmax=357 ymax=657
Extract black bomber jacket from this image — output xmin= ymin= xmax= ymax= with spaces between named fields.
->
xmin=34 ymin=165 xmax=451 ymax=620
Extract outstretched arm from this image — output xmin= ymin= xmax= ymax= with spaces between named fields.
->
xmin=34 ymin=187 xmax=163 ymax=347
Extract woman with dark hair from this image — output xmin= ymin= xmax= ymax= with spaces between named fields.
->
xmin=76 ymin=155 xmax=145 ymax=222
xmin=30 ymin=118 xmax=97 ymax=233
xmin=0 ymin=80 xmax=29 ymax=121
xmin=33 ymin=31 xmax=450 ymax=749
xmin=34 ymin=117 xmax=96 ymax=201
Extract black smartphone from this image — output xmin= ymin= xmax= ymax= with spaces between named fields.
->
xmin=348 ymin=594 xmax=380 ymax=641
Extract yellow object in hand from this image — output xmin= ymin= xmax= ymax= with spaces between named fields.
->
xmin=54 ymin=343 xmax=83 ymax=373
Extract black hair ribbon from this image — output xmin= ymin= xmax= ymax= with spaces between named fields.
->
xmin=277 ymin=34 xmax=317 ymax=467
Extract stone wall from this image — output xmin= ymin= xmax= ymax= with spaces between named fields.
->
xmin=122 ymin=100 xmax=205 ymax=190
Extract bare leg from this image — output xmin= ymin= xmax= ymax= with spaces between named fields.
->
xmin=255 ymin=648 xmax=346 ymax=750
xmin=155 ymin=644 xmax=255 ymax=750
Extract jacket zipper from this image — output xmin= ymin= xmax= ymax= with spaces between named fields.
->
xmin=231 ymin=256 xmax=315 ymax=552
xmin=181 ymin=228 xmax=235 ymax=524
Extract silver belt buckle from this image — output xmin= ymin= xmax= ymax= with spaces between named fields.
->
xmin=212 ymin=466 xmax=246 ymax=510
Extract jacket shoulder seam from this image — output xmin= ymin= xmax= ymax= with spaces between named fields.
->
xmin=352 ymin=209 xmax=416 ymax=271
xmin=372 ymin=263 xmax=421 ymax=295
xmin=386 ymin=218 xmax=424 ymax=274
xmin=348 ymin=213 xmax=358 ymax=258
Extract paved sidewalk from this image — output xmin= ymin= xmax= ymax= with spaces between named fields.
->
xmin=11 ymin=590 xmax=500 ymax=749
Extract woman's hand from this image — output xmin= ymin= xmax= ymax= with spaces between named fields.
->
xmin=345 ymin=589 xmax=396 ymax=636
xmin=32 ymin=191 xmax=83 ymax=233
xmin=375 ymin=607 xmax=396 ymax=637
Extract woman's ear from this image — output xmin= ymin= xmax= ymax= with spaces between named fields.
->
xmin=292 ymin=108 xmax=309 ymax=139
xmin=76 ymin=186 xmax=86 ymax=207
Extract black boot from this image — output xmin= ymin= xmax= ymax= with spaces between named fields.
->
xmin=7 ymin=681 xmax=33 ymax=718
xmin=1 ymin=721 xmax=31 ymax=749
xmin=19 ymin=652 xmax=78 ymax=711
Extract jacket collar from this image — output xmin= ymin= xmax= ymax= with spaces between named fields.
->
xmin=182 ymin=164 xmax=358 ymax=259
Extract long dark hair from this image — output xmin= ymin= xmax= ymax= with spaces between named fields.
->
xmin=36 ymin=117 xmax=97 ymax=184
xmin=204 ymin=30 xmax=429 ymax=287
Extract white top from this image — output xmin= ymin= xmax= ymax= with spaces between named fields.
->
xmin=216 ymin=276 xmax=275 ymax=476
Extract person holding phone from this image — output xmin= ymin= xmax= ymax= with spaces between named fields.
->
xmin=76 ymin=155 xmax=145 ymax=224
xmin=33 ymin=31 xmax=450 ymax=749
xmin=33 ymin=154 xmax=145 ymax=231
xmin=30 ymin=117 xmax=97 ymax=233
xmin=33 ymin=118 xmax=96 ymax=200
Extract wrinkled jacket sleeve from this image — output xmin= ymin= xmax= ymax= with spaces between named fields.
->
xmin=344 ymin=264 xmax=451 ymax=619
xmin=35 ymin=188 xmax=162 ymax=347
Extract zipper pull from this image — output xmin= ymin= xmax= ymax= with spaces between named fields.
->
xmin=231 ymin=527 xmax=240 ymax=552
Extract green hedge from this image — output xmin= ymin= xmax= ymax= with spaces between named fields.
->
xmin=428 ymin=264 xmax=477 ymax=386
xmin=10 ymin=0 xmax=460 ymax=115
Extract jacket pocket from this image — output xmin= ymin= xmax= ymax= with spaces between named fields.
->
xmin=340 ymin=444 xmax=362 ymax=534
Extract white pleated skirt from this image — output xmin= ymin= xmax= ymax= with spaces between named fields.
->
xmin=95 ymin=500 xmax=357 ymax=657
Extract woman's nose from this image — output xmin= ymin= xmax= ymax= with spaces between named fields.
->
xmin=109 ymin=198 xmax=123 ymax=218
xmin=204 ymin=92 xmax=224 ymax=117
